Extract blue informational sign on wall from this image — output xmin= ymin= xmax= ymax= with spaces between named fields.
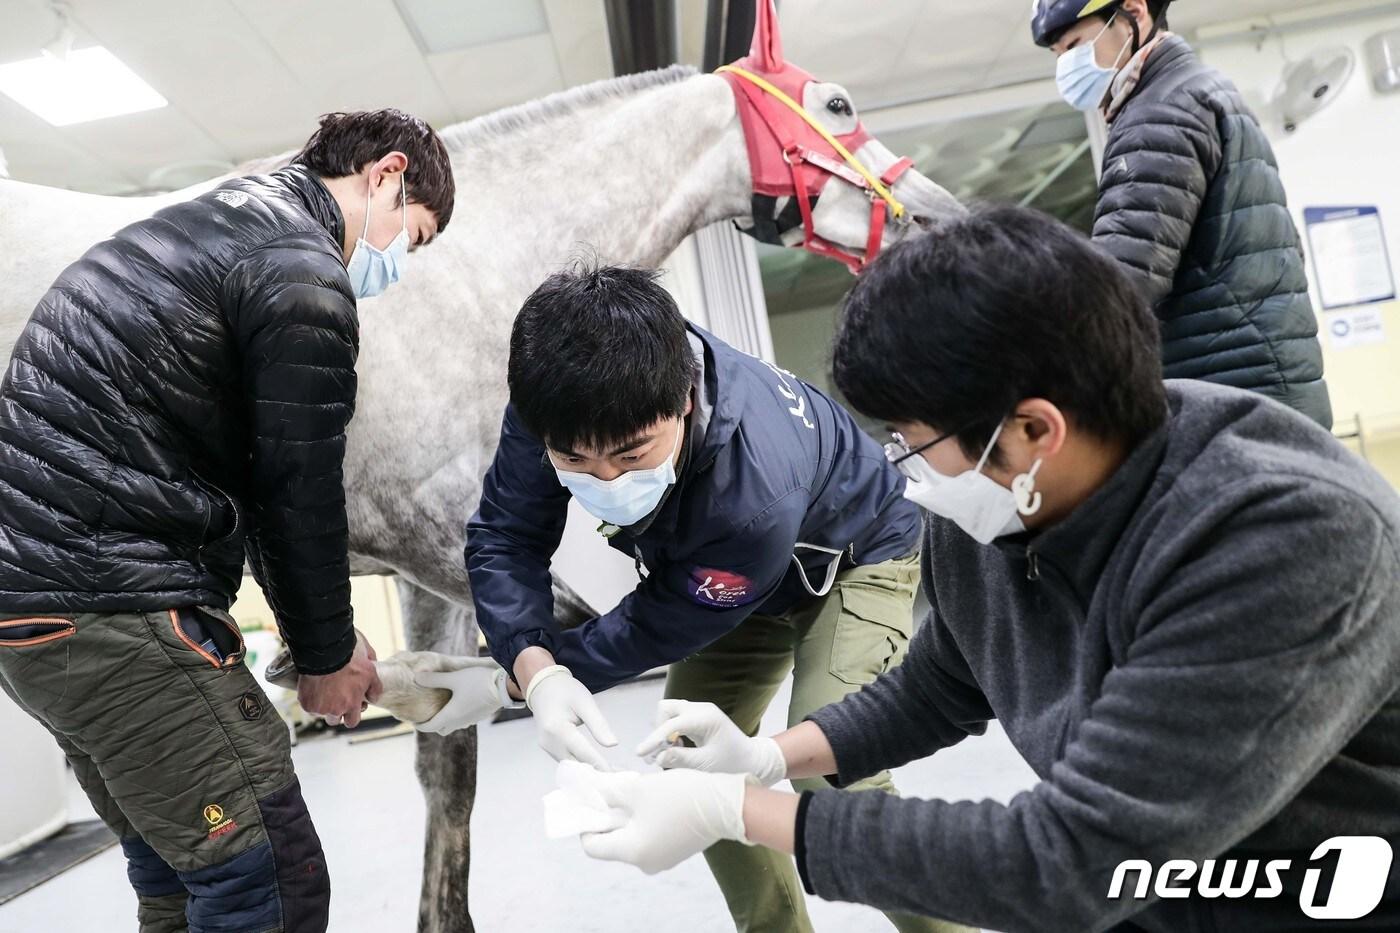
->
xmin=1303 ymin=206 xmax=1397 ymax=310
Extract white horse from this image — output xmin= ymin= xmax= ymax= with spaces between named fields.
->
xmin=1 ymin=56 xmax=962 ymax=933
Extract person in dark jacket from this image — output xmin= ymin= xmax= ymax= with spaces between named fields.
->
xmin=566 ymin=207 xmax=1400 ymax=932
xmin=429 ymin=264 xmax=963 ymax=933
xmin=0 ymin=109 xmax=454 ymax=933
xmin=1032 ymin=0 xmax=1333 ymax=428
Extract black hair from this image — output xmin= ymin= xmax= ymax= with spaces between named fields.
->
xmin=293 ymin=108 xmax=455 ymax=231
xmin=509 ymin=262 xmax=696 ymax=452
xmin=832 ymin=205 xmax=1166 ymax=464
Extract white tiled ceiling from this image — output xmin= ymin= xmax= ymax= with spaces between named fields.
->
xmin=0 ymin=0 xmax=610 ymax=193
xmin=0 ymin=0 xmax=1354 ymax=194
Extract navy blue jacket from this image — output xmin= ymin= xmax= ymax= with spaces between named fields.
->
xmin=466 ymin=325 xmax=921 ymax=692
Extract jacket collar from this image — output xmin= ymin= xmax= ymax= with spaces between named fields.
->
xmin=270 ymin=164 xmax=346 ymax=248
xmin=681 ymin=324 xmax=744 ymax=473
xmin=1103 ymin=30 xmax=1173 ymax=122
xmin=1108 ymin=34 xmax=1195 ymax=118
xmin=1001 ymin=416 xmax=1170 ymax=606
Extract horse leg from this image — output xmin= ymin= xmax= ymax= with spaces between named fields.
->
xmin=394 ymin=569 xmax=591 ymax=930
xmin=397 ymin=578 xmax=478 ymax=933
xmin=551 ymin=575 xmax=595 ymax=631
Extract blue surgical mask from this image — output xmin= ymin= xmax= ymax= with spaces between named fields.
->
xmin=554 ymin=422 xmax=683 ymax=527
xmin=1055 ymin=13 xmax=1132 ymax=112
xmin=346 ymin=175 xmax=409 ymax=299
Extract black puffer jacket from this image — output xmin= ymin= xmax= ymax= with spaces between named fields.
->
xmin=1094 ymin=36 xmax=1332 ymax=428
xmin=0 ymin=166 xmax=359 ymax=673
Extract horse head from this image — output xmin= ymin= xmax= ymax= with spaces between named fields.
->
xmin=719 ymin=0 xmax=963 ymax=273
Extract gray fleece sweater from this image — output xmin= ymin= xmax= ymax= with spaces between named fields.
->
xmin=802 ymin=381 xmax=1400 ymax=933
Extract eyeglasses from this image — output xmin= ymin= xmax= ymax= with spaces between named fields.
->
xmin=883 ymin=429 xmax=961 ymax=480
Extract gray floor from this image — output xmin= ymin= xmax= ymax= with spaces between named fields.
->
xmin=0 ymin=676 xmax=1038 ymax=933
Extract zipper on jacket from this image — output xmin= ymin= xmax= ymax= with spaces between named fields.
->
xmin=193 ymin=472 xmax=241 ymax=566
xmin=634 ymin=546 xmax=649 ymax=581
xmin=1023 ymin=546 xmax=1088 ymax=629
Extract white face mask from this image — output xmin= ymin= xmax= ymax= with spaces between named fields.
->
xmin=888 ymin=422 xmax=1044 ymax=545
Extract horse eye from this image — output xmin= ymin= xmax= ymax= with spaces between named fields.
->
xmin=826 ymin=97 xmax=853 ymax=117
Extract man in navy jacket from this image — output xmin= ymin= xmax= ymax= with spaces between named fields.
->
xmin=440 ymin=264 xmax=960 ymax=933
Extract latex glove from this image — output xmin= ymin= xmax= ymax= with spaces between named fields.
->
xmin=526 ymin=665 xmax=619 ymax=770
xmin=561 ymin=761 xmax=751 ymax=875
xmin=412 ymin=658 xmax=508 ymax=735
xmin=636 ymin=700 xmax=787 ymax=787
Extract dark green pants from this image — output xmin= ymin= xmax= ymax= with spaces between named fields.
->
xmin=0 ymin=608 xmax=328 ymax=933
xmin=666 ymin=555 xmax=974 ymax=933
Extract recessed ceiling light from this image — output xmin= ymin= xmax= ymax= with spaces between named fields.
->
xmin=0 ymin=46 xmax=167 ymax=126
xmin=395 ymin=0 xmax=548 ymax=55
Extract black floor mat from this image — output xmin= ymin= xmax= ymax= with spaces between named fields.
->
xmin=0 ymin=820 xmax=117 ymax=906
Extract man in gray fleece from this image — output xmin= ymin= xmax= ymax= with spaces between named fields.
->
xmin=566 ymin=205 xmax=1400 ymax=932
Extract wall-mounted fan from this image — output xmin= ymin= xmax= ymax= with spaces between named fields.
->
xmin=1269 ymin=46 xmax=1355 ymax=134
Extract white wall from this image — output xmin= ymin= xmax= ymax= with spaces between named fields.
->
xmin=1199 ymin=9 xmax=1400 ymax=478
xmin=0 ymin=691 xmax=66 ymax=858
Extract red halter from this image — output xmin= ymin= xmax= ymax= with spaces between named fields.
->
xmin=717 ymin=62 xmax=915 ymax=275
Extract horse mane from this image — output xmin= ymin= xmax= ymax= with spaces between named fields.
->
xmin=230 ymin=64 xmax=699 ymax=177
xmin=439 ymin=64 xmax=697 ymax=150
xmin=234 ymin=150 xmax=295 ymax=175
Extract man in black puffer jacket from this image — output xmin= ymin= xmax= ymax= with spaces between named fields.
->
xmin=1033 ymin=0 xmax=1333 ymax=428
xmin=0 ymin=110 xmax=454 ymax=932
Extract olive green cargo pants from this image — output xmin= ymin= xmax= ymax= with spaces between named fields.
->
xmin=665 ymin=554 xmax=973 ymax=933
xmin=0 ymin=607 xmax=328 ymax=933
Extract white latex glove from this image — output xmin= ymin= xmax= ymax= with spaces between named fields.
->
xmin=636 ymin=700 xmax=787 ymax=787
xmin=560 ymin=761 xmax=752 ymax=875
xmin=413 ymin=658 xmax=507 ymax=735
xmin=526 ymin=665 xmax=619 ymax=770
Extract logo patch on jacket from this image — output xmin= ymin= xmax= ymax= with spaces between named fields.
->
xmin=688 ymin=568 xmax=757 ymax=608
xmin=213 ymin=190 xmax=249 ymax=208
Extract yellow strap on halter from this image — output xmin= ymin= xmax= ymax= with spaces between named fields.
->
xmin=716 ymin=64 xmax=906 ymax=220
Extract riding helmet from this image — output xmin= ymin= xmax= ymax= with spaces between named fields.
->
xmin=1030 ymin=0 xmax=1175 ymax=48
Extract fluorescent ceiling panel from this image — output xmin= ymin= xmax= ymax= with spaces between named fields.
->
xmin=395 ymin=0 xmax=548 ymax=55
xmin=0 ymin=46 xmax=167 ymax=127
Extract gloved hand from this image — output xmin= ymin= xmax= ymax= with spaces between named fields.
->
xmin=526 ymin=665 xmax=619 ymax=770
xmin=636 ymin=700 xmax=787 ymax=787
xmin=560 ymin=761 xmax=752 ymax=875
xmin=412 ymin=657 xmax=509 ymax=735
